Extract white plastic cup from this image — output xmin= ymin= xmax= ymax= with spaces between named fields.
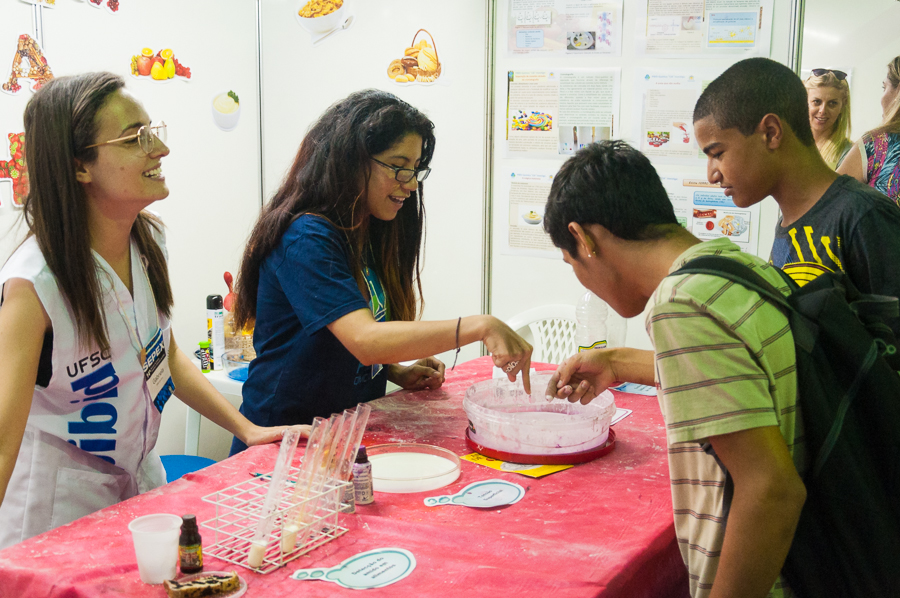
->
xmin=128 ymin=513 xmax=182 ymax=584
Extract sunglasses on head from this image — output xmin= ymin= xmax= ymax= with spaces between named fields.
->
xmin=811 ymin=69 xmax=848 ymax=81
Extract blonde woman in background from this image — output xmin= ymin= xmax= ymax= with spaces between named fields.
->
xmin=805 ymin=69 xmax=852 ymax=169
xmin=839 ymin=56 xmax=900 ymax=206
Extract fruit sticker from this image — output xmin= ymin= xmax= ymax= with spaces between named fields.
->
xmin=2 ymin=34 xmax=54 ymax=96
xmin=386 ymin=29 xmax=442 ymax=85
xmin=77 ymin=0 xmax=122 ymax=15
xmin=20 ymin=0 xmax=57 ymax=8
xmin=0 ymin=133 xmax=29 ymax=209
xmin=211 ymin=90 xmax=241 ymax=132
xmin=130 ymin=48 xmax=191 ymax=82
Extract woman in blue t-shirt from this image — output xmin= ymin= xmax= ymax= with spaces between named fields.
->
xmin=230 ymin=90 xmax=532 ymax=452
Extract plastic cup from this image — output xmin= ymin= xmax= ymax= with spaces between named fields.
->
xmin=128 ymin=514 xmax=182 ymax=584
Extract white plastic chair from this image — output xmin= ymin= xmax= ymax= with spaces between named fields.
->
xmin=505 ymin=304 xmax=578 ymax=365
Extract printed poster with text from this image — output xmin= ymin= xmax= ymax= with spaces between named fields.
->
xmin=501 ymin=170 xmax=561 ymax=260
xmin=507 ymin=69 xmax=620 ymax=159
xmin=661 ymin=174 xmax=760 ymax=255
xmin=508 ymin=0 xmax=623 ymax=56
xmin=634 ymin=68 xmax=721 ymax=165
xmin=635 ymin=0 xmax=774 ymax=58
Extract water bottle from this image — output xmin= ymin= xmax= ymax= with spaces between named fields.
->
xmin=575 ymin=291 xmax=627 ymax=351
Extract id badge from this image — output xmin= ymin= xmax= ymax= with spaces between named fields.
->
xmin=143 ymin=327 xmax=175 ymax=413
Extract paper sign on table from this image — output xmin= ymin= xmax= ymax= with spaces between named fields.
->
xmin=424 ymin=479 xmax=525 ymax=508
xmin=291 ymin=548 xmax=415 ymax=589
xmin=611 ymin=408 xmax=633 ymax=425
xmin=612 ymin=382 xmax=657 ymax=396
xmin=460 ymin=452 xmax=572 ymax=478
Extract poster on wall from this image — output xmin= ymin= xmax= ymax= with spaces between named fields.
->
xmin=0 ymin=132 xmax=28 ymax=209
xmin=386 ymin=29 xmax=443 ymax=86
xmin=295 ymin=0 xmax=354 ymax=44
xmin=507 ymin=0 xmax=623 ymax=56
xmin=501 ymin=170 xmax=561 ymax=259
xmin=2 ymin=34 xmax=53 ymax=96
xmin=633 ymin=68 xmax=723 ymax=164
xmin=128 ymin=47 xmax=192 ymax=82
xmin=506 ymin=69 xmax=620 ymax=158
xmin=660 ymin=173 xmax=760 ymax=255
xmin=635 ymin=0 xmax=774 ymax=59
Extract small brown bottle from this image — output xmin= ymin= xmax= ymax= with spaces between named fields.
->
xmin=179 ymin=514 xmax=203 ymax=574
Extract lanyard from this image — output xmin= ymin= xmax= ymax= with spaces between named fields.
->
xmin=103 ymin=249 xmax=160 ymax=366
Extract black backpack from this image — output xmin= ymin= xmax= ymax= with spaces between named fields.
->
xmin=674 ymin=255 xmax=900 ymax=598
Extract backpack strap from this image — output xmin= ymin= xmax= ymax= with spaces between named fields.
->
xmin=672 ymin=255 xmax=794 ymax=312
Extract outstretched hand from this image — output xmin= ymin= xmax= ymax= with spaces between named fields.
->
xmin=546 ymin=349 xmax=620 ymax=404
xmin=389 ymin=357 xmax=446 ymax=391
xmin=244 ymin=424 xmax=311 ymax=447
xmin=482 ymin=317 xmax=533 ymax=394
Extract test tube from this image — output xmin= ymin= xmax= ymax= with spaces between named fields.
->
xmin=280 ymin=415 xmax=335 ymax=552
xmin=246 ymin=427 xmax=302 ymax=569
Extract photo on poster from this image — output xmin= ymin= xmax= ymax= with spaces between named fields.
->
xmin=0 ymin=132 xmax=28 ymax=209
xmin=2 ymin=34 xmax=53 ymax=96
xmin=386 ymin=29 xmax=442 ymax=86
xmin=129 ymin=47 xmax=192 ymax=82
xmin=296 ymin=0 xmax=354 ymax=45
xmin=508 ymin=69 xmax=620 ymax=159
xmin=501 ymin=171 xmax=561 ymax=260
xmin=211 ymin=90 xmax=241 ymax=132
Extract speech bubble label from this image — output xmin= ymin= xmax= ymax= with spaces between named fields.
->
xmin=291 ymin=548 xmax=415 ymax=589
xmin=424 ymin=479 xmax=526 ymax=508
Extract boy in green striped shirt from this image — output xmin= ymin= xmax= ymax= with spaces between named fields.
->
xmin=544 ymin=141 xmax=806 ymax=598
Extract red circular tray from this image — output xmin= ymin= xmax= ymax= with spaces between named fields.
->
xmin=464 ymin=427 xmax=616 ymax=465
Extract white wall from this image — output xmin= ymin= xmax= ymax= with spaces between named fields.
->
xmin=489 ymin=0 xmax=796 ymax=351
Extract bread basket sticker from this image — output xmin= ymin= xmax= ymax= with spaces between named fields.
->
xmin=2 ymin=34 xmax=53 ymax=96
xmin=387 ymin=29 xmax=442 ymax=86
xmin=129 ymin=48 xmax=192 ymax=83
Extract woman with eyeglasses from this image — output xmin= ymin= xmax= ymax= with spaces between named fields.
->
xmin=230 ymin=89 xmax=532 ymax=454
xmin=0 ymin=72 xmax=297 ymax=548
xmin=838 ymin=56 xmax=900 ymax=206
xmin=804 ymin=69 xmax=853 ymax=169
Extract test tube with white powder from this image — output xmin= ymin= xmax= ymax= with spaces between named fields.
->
xmin=246 ymin=427 xmax=301 ymax=568
xmin=280 ymin=417 xmax=332 ymax=552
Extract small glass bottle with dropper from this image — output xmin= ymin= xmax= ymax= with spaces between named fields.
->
xmin=179 ymin=514 xmax=203 ymax=574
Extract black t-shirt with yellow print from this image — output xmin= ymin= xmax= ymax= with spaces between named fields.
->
xmin=770 ymin=175 xmax=900 ymax=334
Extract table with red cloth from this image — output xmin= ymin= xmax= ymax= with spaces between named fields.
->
xmin=0 ymin=357 xmax=688 ymax=598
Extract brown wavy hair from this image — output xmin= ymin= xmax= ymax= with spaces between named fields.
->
xmin=234 ymin=89 xmax=435 ymax=331
xmin=21 ymin=72 xmax=173 ymax=352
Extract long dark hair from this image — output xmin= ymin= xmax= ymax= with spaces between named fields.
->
xmin=234 ymin=89 xmax=436 ymax=330
xmin=22 ymin=72 xmax=173 ymax=352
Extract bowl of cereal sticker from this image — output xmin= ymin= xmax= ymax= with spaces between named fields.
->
xmin=296 ymin=0 xmax=346 ymax=34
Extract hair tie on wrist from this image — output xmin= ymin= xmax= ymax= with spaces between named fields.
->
xmin=451 ymin=317 xmax=461 ymax=371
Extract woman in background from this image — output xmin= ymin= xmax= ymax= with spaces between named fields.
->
xmin=805 ymin=69 xmax=853 ymax=169
xmin=231 ymin=89 xmax=531 ymax=454
xmin=839 ymin=56 xmax=900 ymax=205
xmin=0 ymin=72 xmax=293 ymax=548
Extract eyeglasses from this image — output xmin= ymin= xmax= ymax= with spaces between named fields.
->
xmin=85 ymin=122 xmax=167 ymax=155
xmin=370 ymin=157 xmax=431 ymax=184
xmin=811 ymin=69 xmax=848 ymax=81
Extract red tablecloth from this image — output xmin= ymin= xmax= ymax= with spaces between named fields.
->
xmin=0 ymin=357 xmax=687 ymax=598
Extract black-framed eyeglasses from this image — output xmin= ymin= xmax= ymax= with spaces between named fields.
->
xmin=811 ymin=69 xmax=848 ymax=81
xmin=370 ymin=157 xmax=431 ymax=183
xmin=85 ymin=122 xmax=167 ymax=155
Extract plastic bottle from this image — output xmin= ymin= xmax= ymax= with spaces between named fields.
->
xmin=178 ymin=514 xmax=203 ymax=574
xmin=352 ymin=446 xmax=374 ymax=505
xmin=206 ymin=295 xmax=225 ymax=371
xmin=575 ymin=291 xmax=627 ymax=351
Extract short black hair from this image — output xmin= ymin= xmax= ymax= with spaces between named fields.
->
xmin=544 ymin=140 xmax=678 ymax=255
xmin=693 ymin=57 xmax=814 ymax=146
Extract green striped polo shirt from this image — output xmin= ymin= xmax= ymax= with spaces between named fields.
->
xmin=646 ymin=237 xmax=805 ymax=598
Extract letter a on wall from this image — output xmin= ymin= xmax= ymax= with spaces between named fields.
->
xmin=2 ymin=34 xmax=54 ymax=96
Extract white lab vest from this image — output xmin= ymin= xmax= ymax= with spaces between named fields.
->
xmin=0 ymin=233 xmax=170 ymax=548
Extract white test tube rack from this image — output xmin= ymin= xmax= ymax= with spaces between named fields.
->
xmin=200 ymin=467 xmax=351 ymax=574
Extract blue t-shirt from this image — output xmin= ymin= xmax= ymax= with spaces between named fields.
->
xmin=231 ymin=215 xmax=388 ymax=454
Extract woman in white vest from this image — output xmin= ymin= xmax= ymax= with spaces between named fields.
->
xmin=0 ymin=72 xmax=296 ymax=549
